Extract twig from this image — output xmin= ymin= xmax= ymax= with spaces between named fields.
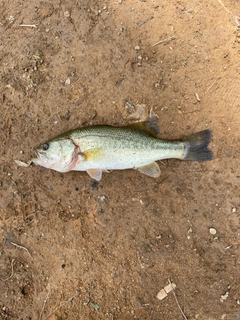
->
xmin=6 ymin=239 xmax=32 ymax=257
xmin=43 ymin=293 xmax=78 ymax=320
xmin=20 ymin=24 xmax=37 ymax=28
xmin=204 ymin=79 xmax=216 ymax=95
xmin=1 ymin=259 xmax=15 ymax=281
xmin=217 ymin=0 xmax=231 ymax=14
xmin=152 ymin=36 xmax=175 ymax=47
xmin=138 ymin=16 xmax=154 ymax=26
xmin=39 ymin=292 xmax=50 ymax=320
xmin=137 ymin=251 xmax=144 ymax=269
xmin=194 ymin=93 xmax=200 ymax=102
xmin=168 ymin=279 xmax=188 ymax=320
xmin=216 ymin=0 xmax=240 ymax=27
xmin=125 ymin=99 xmax=135 ymax=109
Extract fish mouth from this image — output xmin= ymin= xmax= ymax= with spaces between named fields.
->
xmin=33 ymin=150 xmax=49 ymax=167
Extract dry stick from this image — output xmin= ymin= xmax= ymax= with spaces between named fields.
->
xmin=7 ymin=239 xmax=32 ymax=257
xmin=217 ymin=0 xmax=231 ymax=13
xmin=20 ymin=24 xmax=37 ymax=28
xmin=1 ymin=259 xmax=15 ymax=281
xmin=217 ymin=0 xmax=240 ymax=27
xmin=125 ymin=99 xmax=135 ymax=109
xmin=152 ymin=36 xmax=175 ymax=47
xmin=39 ymin=291 xmax=50 ymax=320
xmin=168 ymin=279 xmax=188 ymax=320
xmin=43 ymin=294 xmax=78 ymax=320
xmin=139 ymin=16 xmax=154 ymax=26
xmin=204 ymin=79 xmax=216 ymax=95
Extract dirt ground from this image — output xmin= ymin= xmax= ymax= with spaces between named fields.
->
xmin=0 ymin=0 xmax=240 ymax=319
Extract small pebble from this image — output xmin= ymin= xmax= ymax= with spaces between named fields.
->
xmin=209 ymin=228 xmax=217 ymax=235
xmin=221 ymin=291 xmax=229 ymax=300
xmin=135 ymin=45 xmax=140 ymax=50
xmin=98 ymin=195 xmax=106 ymax=202
xmin=65 ymin=78 xmax=71 ymax=85
xmin=64 ymin=11 xmax=70 ymax=18
xmin=232 ymin=207 xmax=236 ymax=213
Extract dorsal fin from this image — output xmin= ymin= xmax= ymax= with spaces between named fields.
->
xmin=128 ymin=119 xmax=160 ymax=136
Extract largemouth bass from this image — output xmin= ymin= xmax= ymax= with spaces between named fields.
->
xmin=30 ymin=120 xmax=213 ymax=181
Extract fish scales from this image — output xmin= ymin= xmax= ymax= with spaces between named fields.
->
xmin=24 ymin=119 xmax=213 ymax=181
xmin=69 ymin=126 xmax=185 ymax=170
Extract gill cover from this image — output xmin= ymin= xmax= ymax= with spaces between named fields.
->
xmin=34 ymin=139 xmax=78 ymax=172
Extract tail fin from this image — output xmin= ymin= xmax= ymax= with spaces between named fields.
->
xmin=183 ymin=129 xmax=214 ymax=161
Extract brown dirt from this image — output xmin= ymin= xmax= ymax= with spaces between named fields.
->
xmin=0 ymin=0 xmax=240 ymax=319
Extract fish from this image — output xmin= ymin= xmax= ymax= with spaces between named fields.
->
xmin=29 ymin=119 xmax=214 ymax=181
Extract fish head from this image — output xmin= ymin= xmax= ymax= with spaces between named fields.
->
xmin=33 ymin=138 xmax=78 ymax=172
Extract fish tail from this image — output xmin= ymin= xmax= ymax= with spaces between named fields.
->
xmin=183 ymin=129 xmax=214 ymax=161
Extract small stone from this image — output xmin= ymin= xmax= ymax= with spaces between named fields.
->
xmin=65 ymin=78 xmax=71 ymax=85
xmin=156 ymin=289 xmax=167 ymax=300
xmin=135 ymin=45 xmax=140 ymax=50
xmin=221 ymin=291 xmax=229 ymax=300
xmin=232 ymin=207 xmax=236 ymax=213
xmin=64 ymin=11 xmax=70 ymax=18
xmin=209 ymin=228 xmax=217 ymax=235
xmin=98 ymin=195 xmax=106 ymax=202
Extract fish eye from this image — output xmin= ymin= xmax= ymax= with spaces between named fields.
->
xmin=42 ymin=143 xmax=49 ymax=151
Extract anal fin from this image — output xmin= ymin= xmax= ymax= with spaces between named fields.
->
xmin=136 ymin=162 xmax=161 ymax=178
xmin=87 ymin=168 xmax=103 ymax=181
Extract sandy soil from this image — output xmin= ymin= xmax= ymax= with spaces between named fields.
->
xmin=0 ymin=0 xmax=240 ymax=319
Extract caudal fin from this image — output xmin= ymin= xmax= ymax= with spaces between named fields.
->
xmin=183 ymin=129 xmax=214 ymax=161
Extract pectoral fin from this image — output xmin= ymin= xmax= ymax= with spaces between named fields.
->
xmin=136 ymin=162 xmax=161 ymax=178
xmin=87 ymin=168 xmax=103 ymax=181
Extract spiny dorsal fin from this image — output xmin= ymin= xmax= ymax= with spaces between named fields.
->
xmin=128 ymin=119 xmax=160 ymax=136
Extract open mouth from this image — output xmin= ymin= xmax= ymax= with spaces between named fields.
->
xmin=33 ymin=150 xmax=48 ymax=166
